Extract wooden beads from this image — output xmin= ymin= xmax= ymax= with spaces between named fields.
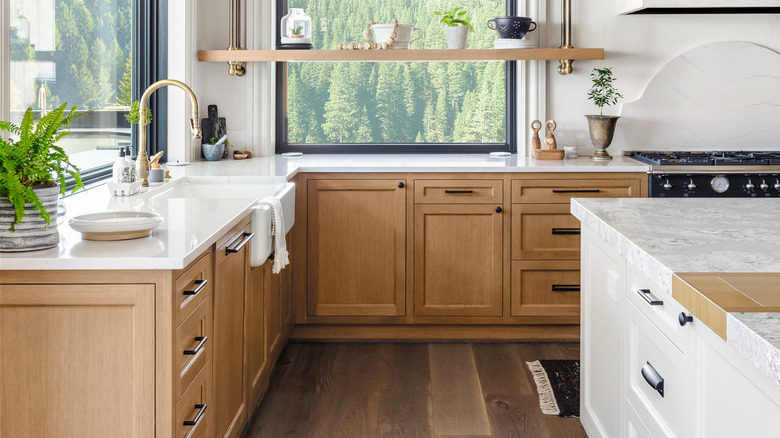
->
xmin=338 ymin=18 xmax=399 ymax=51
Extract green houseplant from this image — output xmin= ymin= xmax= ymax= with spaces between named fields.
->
xmin=434 ymin=7 xmax=473 ymax=49
xmin=586 ymin=67 xmax=623 ymax=161
xmin=0 ymin=103 xmax=85 ymax=251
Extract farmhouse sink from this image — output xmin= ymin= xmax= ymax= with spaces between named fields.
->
xmin=142 ymin=177 xmax=295 ymax=266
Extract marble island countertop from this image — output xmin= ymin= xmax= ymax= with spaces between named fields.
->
xmin=0 ymin=153 xmax=648 ymax=271
xmin=571 ymin=197 xmax=780 ymax=386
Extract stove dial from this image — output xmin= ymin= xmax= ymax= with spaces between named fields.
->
xmin=663 ymin=179 xmax=672 ymax=191
xmin=746 ymin=179 xmax=756 ymax=191
xmin=761 ymin=180 xmax=769 ymax=191
xmin=710 ymin=175 xmax=730 ymax=194
xmin=687 ymin=179 xmax=697 ymax=191
xmin=774 ymin=179 xmax=780 ymax=191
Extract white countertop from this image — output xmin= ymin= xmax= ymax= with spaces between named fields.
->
xmin=571 ymin=197 xmax=780 ymax=386
xmin=0 ymin=153 xmax=648 ymax=271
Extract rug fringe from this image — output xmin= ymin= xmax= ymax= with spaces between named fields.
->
xmin=526 ymin=360 xmax=561 ymax=416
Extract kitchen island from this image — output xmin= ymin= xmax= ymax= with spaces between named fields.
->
xmin=573 ymin=197 xmax=780 ymax=438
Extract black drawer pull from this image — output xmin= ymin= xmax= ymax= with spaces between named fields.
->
xmin=444 ymin=190 xmax=474 ymax=194
xmin=398 ymin=182 xmax=405 ymax=188
xmin=184 ymin=336 xmax=207 ymax=355
xmin=183 ymin=279 xmax=207 ymax=296
xmin=552 ymin=284 xmax=580 ymax=292
xmin=637 ymin=289 xmax=663 ymax=306
xmin=226 ymin=232 xmax=255 ymax=255
xmin=679 ymin=312 xmax=693 ymax=326
xmin=551 ymin=228 xmax=581 ymax=235
xmin=552 ymin=189 xmax=601 ymax=193
xmin=183 ymin=403 xmax=208 ymax=426
xmin=641 ymin=362 xmax=664 ymax=397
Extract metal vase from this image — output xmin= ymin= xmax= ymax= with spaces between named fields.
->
xmin=585 ymin=115 xmax=619 ymax=161
xmin=0 ymin=185 xmax=60 ymax=252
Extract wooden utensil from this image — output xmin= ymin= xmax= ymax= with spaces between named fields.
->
xmin=530 ymin=120 xmax=542 ymax=150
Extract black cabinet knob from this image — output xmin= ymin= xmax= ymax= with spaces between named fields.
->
xmin=398 ymin=182 xmax=405 ymax=188
xmin=679 ymin=312 xmax=693 ymax=326
xmin=495 ymin=206 xmax=503 ymax=213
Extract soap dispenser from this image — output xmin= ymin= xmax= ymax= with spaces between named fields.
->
xmin=113 ymin=148 xmax=133 ymax=183
xmin=124 ymin=147 xmax=136 ymax=181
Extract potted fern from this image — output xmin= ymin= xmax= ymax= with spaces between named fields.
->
xmin=0 ymin=103 xmax=85 ymax=251
xmin=434 ymin=7 xmax=474 ymax=49
xmin=586 ymin=67 xmax=623 ymax=161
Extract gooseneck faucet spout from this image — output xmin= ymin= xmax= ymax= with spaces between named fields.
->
xmin=136 ymin=79 xmax=201 ymax=186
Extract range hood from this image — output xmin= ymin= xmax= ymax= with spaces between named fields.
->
xmin=619 ymin=0 xmax=780 ymax=14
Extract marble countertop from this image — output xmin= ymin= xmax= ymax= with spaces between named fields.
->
xmin=571 ymin=197 xmax=780 ymax=386
xmin=0 ymin=153 xmax=648 ymax=271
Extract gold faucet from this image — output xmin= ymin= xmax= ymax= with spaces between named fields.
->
xmin=136 ymin=79 xmax=201 ymax=186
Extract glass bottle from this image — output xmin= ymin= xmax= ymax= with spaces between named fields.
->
xmin=280 ymin=8 xmax=312 ymax=46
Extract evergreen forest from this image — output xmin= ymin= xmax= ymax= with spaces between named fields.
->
xmin=287 ymin=0 xmax=507 ymax=144
xmin=10 ymin=0 xmax=131 ymax=111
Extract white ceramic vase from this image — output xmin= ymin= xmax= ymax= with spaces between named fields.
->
xmin=445 ymin=26 xmax=469 ymax=49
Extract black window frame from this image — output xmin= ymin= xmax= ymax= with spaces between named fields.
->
xmin=275 ymin=0 xmax=517 ymax=154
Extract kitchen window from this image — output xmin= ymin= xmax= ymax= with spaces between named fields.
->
xmin=2 ymin=0 xmax=166 ymax=188
xmin=275 ymin=0 xmax=519 ymax=154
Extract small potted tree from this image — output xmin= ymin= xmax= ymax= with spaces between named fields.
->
xmin=0 ymin=103 xmax=85 ymax=251
xmin=586 ymin=67 xmax=623 ymax=161
xmin=434 ymin=7 xmax=474 ymax=49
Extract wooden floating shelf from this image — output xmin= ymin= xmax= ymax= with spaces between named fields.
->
xmin=197 ymin=48 xmax=605 ymax=63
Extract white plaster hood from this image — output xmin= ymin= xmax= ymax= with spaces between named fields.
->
xmin=618 ymin=0 xmax=780 ymax=14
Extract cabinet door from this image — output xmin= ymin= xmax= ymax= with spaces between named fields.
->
xmin=213 ymin=229 xmax=251 ymax=438
xmin=580 ymin=230 xmax=624 ymax=438
xmin=265 ymin=257 xmax=284 ymax=360
xmin=413 ymin=204 xmax=503 ymax=317
xmin=308 ymin=179 xmax=406 ymax=317
xmin=0 ymin=284 xmax=155 ymax=438
xmin=246 ymin=264 xmax=266 ymax=411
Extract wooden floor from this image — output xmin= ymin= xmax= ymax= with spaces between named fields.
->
xmin=243 ymin=342 xmax=586 ymax=438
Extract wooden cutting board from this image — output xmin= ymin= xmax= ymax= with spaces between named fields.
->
xmin=200 ymin=104 xmax=227 ymax=159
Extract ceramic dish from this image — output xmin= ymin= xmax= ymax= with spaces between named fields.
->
xmin=69 ymin=211 xmax=164 ymax=241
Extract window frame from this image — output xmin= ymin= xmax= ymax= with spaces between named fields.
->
xmin=274 ymin=0 xmax=518 ymax=154
xmin=0 ymin=0 xmax=167 ymax=189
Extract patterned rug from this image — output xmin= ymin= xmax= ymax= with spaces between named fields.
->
xmin=526 ymin=359 xmax=580 ymax=417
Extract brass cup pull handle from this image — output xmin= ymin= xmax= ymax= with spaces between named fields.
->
xmin=552 ymin=284 xmax=580 ymax=292
xmin=183 ymin=279 xmax=208 ymax=296
xmin=183 ymin=403 xmax=208 ymax=426
xmin=184 ymin=336 xmax=207 ymax=355
xmin=226 ymin=232 xmax=255 ymax=255
xmin=551 ymin=228 xmax=581 ymax=235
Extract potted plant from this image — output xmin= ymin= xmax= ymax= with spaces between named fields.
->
xmin=434 ymin=7 xmax=474 ymax=49
xmin=586 ymin=67 xmax=623 ymax=161
xmin=0 ymin=103 xmax=85 ymax=251
xmin=291 ymin=25 xmax=304 ymax=38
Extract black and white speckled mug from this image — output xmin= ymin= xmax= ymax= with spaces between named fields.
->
xmin=487 ymin=16 xmax=536 ymax=39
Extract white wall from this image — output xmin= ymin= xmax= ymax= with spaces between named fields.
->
xmin=190 ymin=0 xmax=780 ymax=157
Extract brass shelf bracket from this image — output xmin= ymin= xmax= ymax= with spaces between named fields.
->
xmin=558 ymin=0 xmax=574 ymax=75
xmin=228 ymin=0 xmax=246 ymax=76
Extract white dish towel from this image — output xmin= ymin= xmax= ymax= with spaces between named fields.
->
xmin=260 ymin=196 xmax=289 ymax=273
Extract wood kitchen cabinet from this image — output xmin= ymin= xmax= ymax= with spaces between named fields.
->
xmin=413 ymin=203 xmax=503 ymax=317
xmin=306 ymin=179 xmax=407 ymax=319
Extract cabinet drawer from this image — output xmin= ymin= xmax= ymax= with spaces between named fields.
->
xmin=626 ymin=264 xmax=690 ymax=352
xmin=511 ymin=204 xmax=581 ymax=260
xmin=175 ymin=297 xmax=212 ymax=398
xmin=626 ymin=300 xmax=689 ymax=438
xmin=415 ymin=179 xmax=502 ymax=204
xmin=625 ymin=398 xmax=656 ymax=438
xmin=175 ymin=251 xmax=212 ymax=326
xmin=510 ymin=260 xmax=580 ymax=317
xmin=511 ymin=179 xmax=641 ymax=203
xmin=176 ymin=362 xmax=212 ymax=438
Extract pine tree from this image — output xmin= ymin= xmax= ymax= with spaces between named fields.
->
xmin=117 ymin=53 xmax=132 ymax=106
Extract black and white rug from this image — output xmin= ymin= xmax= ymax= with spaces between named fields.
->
xmin=526 ymin=359 xmax=580 ymax=418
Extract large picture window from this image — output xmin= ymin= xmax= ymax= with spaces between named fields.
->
xmin=5 ymin=0 xmax=166 ymax=186
xmin=276 ymin=0 xmax=517 ymax=153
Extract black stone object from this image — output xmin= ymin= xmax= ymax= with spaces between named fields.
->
xmin=200 ymin=105 xmax=227 ymax=159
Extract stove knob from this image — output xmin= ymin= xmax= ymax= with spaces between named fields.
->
xmin=760 ymin=180 xmax=769 ymax=190
xmin=774 ymin=180 xmax=780 ymax=191
xmin=746 ymin=179 xmax=755 ymax=191
xmin=687 ymin=179 xmax=697 ymax=190
xmin=663 ymin=179 xmax=672 ymax=191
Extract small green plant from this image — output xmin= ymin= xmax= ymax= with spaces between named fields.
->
xmin=0 ymin=103 xmax=85 ymax=230
xmin=587 ymin=67 xmax=623 ymax=116
xmin=433 ymin=7 xmax=474 ymax=31
xmin=209 ymin=137 xmax=233 ymax=148
xmin=125 ymin=100 xmax=153 ymax=124
xmin=292 ymin=25 xmax=304 ymax=35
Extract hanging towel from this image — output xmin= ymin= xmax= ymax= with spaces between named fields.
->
xmin=260 ymin=196 xmax=289 ymax=274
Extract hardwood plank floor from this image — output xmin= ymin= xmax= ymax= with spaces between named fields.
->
xmin=243 ymin=342 xmax=586 ymax=438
